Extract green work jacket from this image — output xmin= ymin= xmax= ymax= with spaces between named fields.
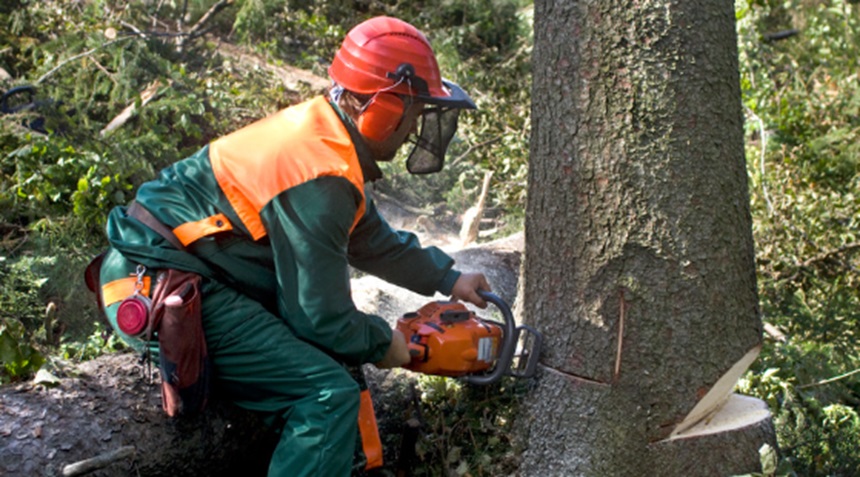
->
xmin=105 ymin=97 xmax=460 ymax=365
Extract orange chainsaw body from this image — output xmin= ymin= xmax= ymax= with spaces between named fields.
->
xmin=396 ymin=300 xmax=503 ymax=377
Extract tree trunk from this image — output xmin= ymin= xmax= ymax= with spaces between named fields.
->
xmin=516 ymin=1 xmax=775 ymax=475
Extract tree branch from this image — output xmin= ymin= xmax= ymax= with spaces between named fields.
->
xmin=179 ymin=0 xmax=190 ymax=32
xmin=99 ymin=80 xmax=166 ymax=137
xmin=762 ymin=29 xmax=800 ymax=43
xmin=450 ymin=136 xmax=503 ymax=166
xmin=744 ymin=106 xmax=773 ymax=215
xmin=177 ymin=0 xmax=235 ymax=50
xmin=90 ymin=58 xmax=118 ymax=84
xmin=798 ymin=367 xmax=860 ymax=389
xmin=120 ymin=20 xmax=148 ymax=40
xmin=775 ymin=241 xmax=860 ymax=281
xmin=62 ymin=446 xmax=136 ymax=477
xmin=762 ymin=321 xmax=786 ymax=343
xmin=36 ymin=37 xmax=135 ymax=85
xmin=800 ymin=241 xmax=860 ymax=268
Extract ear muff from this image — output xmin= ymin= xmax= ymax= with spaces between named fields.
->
xmin=357 ymin=93 xmax=405 ymax=142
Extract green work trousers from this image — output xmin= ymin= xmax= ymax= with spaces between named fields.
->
xmin=100 ymin=248 xmax=360 ymax=476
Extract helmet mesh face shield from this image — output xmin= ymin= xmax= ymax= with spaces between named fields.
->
xmin=405 ymin=106 xmax=461 ymax=175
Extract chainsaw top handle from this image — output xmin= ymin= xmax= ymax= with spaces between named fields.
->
xmin=464 ymin=290 xmax=517 ymax=385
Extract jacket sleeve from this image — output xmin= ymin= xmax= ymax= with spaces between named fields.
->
xmin=261 ymin=177 xmax=392 ymax=365
xmin=347 ymin=196 xmax=461 ymax=297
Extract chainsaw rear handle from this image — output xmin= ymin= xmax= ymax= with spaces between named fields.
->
xmin=463 ymin=290 xmax=517 ymax=385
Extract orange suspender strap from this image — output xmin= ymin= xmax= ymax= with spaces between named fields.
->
xmin=101 ymin=276 xmax=152 ymax=307
xmin=172 ymin=213 xmax=233 ymax=247
xmin=358 ymin=389 xmax=384 ymax=470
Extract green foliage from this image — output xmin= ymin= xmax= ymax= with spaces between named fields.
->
xmin=0 ymin=255 xmax=52 ymax=383
xmin=58 ymin=322 xmax=127 ymax=363
xmin=409 ymin=376 xmax=526 ymax=477
xmin=0 ymin=255 xmax=53 ymax=326
xmin=738 ymin=1 xmax=860 ymax=473
xmin=232 ymin=0 xmax=351 ymax=73
xmin=733 ymin=443 xmax=797 ymax=477
xmin=0 ymin=319 xmax=45 ymax=384
xmin=3 ymin=133 xmax=132 ymax=227
xmin=739 ymin=365 xmax=860 ymax=476
xmin=0 ymin=0 xmax=293 ymax=363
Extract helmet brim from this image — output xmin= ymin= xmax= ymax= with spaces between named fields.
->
xmin=417 ymin=79 xmax=476 ymax=110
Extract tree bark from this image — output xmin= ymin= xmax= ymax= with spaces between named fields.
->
xmin=516 ymin=0 xmax=775 ymax=475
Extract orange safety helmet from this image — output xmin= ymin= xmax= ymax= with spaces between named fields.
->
xmin=329 ymin=16 xmax=467 ymax=105
xmin=329 ymin=16 xmax=475 ymax=173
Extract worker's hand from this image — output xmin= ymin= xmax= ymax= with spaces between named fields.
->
xmin=451 ymin=272 xmax=491 ymax=309
xmin=374 ymin=329 xmax=410 ymax=369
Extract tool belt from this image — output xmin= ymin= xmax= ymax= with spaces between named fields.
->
xmin=84 ymin=201 xmax=210 ymax=417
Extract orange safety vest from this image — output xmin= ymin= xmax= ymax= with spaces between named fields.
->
xmin=175 ymin=97 xmax=367 ymax=247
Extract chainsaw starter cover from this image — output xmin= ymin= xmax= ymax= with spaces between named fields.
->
xmin=396 ymin=300 xmax=502 ymax=377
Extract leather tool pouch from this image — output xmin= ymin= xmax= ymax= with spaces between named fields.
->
xmin=150 ymin=269 xmax=210 ymax=417
xmin=85 ymin=202 xmax=209 ymax=417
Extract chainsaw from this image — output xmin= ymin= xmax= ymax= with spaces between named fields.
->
xmin=396 ymin=290 xmax=542 ymax=385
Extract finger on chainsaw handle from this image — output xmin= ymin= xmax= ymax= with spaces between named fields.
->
xmin=374 ymin=329 xmax=410 ymax=369
xmin=451 ymin=272 xmax=491 ymax=308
